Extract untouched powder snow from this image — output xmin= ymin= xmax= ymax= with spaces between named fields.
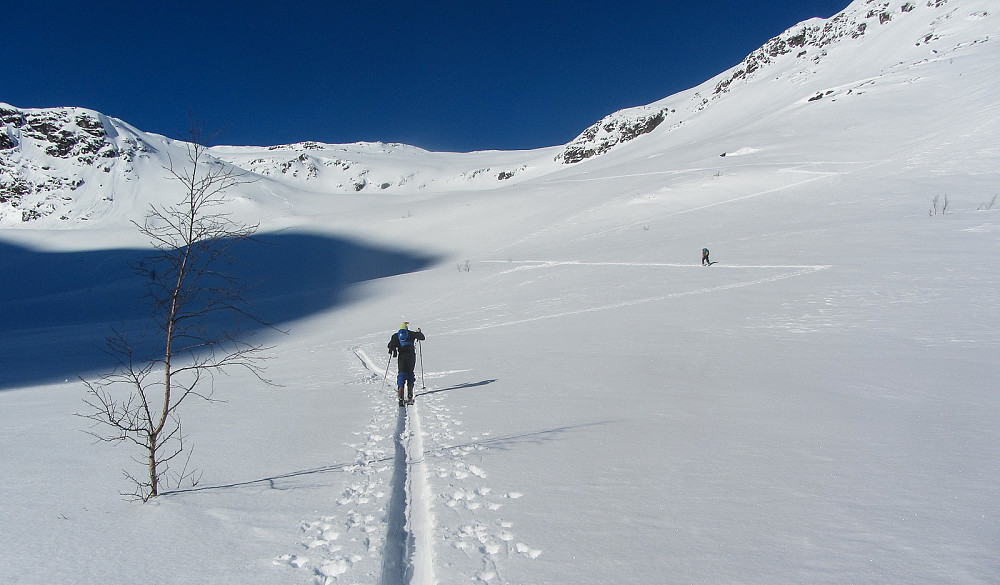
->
xmin=2 ymin=1 xmax=999 ymax=584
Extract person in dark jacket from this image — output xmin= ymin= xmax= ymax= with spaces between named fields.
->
xmin=388 ymin=322 xmax=425 ymax=405
xmin=702 ymin=247 xmax=712 ymax=266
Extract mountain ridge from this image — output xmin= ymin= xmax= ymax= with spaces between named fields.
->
xmin=1 ymin=0 xmax=995 ymax=225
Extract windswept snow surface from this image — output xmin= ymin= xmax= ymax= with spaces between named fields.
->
xmin=2 ymin=1 xmax=1000 ymax=584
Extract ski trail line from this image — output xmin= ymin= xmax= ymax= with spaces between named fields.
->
xmin=483 ymin=159 xmax=893 ymax=255
xmin=357 ymin=347 xmax=436 ymax=585
xmin=480 ymin=259 xmax=831 ymax=272
xmin=404 ymin=405 xmax=436 ymax=585
xmin=567 ymin=159 xmax=894 ymax=243
xmin=354 ymin=347 xmax=379 ymax=375
xmin=381 ymin=408 xmax=409 ymax=585
xmin=570 ymin=171 xmax=839 ymax=243
xmin=442 ymin=265 xmax=828 ymax=335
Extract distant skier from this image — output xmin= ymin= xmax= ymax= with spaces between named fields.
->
xmin=702 ymin=248 xmax=712 ymax=266
xmin=388 ymin=322 xmax=425 ymax=406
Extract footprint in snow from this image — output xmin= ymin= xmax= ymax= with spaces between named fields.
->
xmin=515 ymin=543 xmax=542 ymax=559
xmin=274 ymin=554 xmax=308 ymax=568
xmin=317 ymin=558 xmax=350 ymax=578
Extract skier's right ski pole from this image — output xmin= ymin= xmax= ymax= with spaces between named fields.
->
xmin=418 ymin=341 xmax=426 ymax=389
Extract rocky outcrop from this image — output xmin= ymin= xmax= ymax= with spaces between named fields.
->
xmin=4 ymin=107 xmax=119 ymax=161
xmin=712 ymin=0 xmax=929 ymax=96
xmin=0 ymin=105 xmax=151 ymax=222
xmin=557 ymin=107 xmax=670 ymax=164
xmin=554 ymin=0 xmax=955 ymax=165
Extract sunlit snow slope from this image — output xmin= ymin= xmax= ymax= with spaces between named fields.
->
xmin=1 ymin=1 xmax=998 ymax=585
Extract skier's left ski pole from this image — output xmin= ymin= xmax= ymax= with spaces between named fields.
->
xmin=382 ymin=354 xmax=391 ymax=389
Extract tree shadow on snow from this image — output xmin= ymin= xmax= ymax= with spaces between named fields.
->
xmin=160 ymin=419 xmax=613 ymax=497
xmin=0 ymin=232 xmax=439 ymax=390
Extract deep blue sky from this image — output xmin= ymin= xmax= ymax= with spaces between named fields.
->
xmin=6 ymin=1 xmax=849 ymax=152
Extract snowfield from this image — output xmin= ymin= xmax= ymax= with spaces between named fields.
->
xmin=2 ymin=0 xmax=999 ymax=584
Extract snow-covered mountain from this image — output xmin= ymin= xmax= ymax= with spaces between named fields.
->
xmin=0 ymin=104 xmax=561 ymax=224
xmin=2 ymin=1 xmax=998 ymax=584
xmin=3 ymin=0 xmax=995 ymax=226
xmin=560 ymin=0 xmax=996 ymax=164
xmin=0 ymin=105 xmax=154 ymax=223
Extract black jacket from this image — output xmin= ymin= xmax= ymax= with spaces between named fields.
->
xmin=388 ymin=329 xmax=425 ymax=357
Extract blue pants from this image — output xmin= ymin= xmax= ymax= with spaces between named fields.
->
xmin=397 ymin=370 xmax=415 ymax=389
xmin=397 ymin=352 xmax=417 ymax=390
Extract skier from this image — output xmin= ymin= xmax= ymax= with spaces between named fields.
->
xmin=388 ymin=322 xmax=425 ymax=406
xmin=702 ymin=248 xmax=711 ymax=266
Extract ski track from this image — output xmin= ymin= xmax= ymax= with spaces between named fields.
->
xmin=277 ymin=347 xmax=538 ymax=584
xmin=442 ymin=263 xmax=829 ymax=335
xmin=566 ymin=167 xmax=845 ymax=243
xmin=404 ymin=403 xmax=434 ymax=585
xmin=482 ymin=259 xmax=830 ymax=272
xmin=382 ymin=406 xmax=409 ymax=585
xmin=487 ymin=159 xmax=891 ymax=255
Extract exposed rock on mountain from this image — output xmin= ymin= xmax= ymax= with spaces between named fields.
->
xmin=554 ymin=0 xmax=978 ymax=164
xmin=710 ymin=0 xmax=920 ymax=96
xmin=0 ymin=105 xmax=155 ymax=222
xmin=557 ymin=106 xmax=671 ymax=164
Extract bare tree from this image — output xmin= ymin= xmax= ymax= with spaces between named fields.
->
xmin=929 ymin=194 xmax=950 ymax=216
xmin=81 ymin=133 xmax=273 ymax=500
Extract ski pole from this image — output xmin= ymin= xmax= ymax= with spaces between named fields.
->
xmin=418 ymin=340 xmax=426 ymax=389
xmin=382 ymin=354 xmax=391 ymax=389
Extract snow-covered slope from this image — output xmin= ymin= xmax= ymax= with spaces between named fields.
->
xmin=207 ymin=142 xmax=561 ymax=196
xmin=5 ymin=0 xmax=996 ymax=227
xmin=0 ymin=106 xmax=562 ymax=226
xmin=2 ymin=1 xmax=998 ymax=584
xmin=559 ymin=0 xmax=998 ymax=167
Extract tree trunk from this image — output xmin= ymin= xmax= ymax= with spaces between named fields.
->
xmin=148 ymin=430 xmax=159 ymax=498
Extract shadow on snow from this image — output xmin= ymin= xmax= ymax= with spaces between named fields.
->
xmin=159 ymin=419 xmax=613 ymax=497
xmin=0 ymin=232 xmax=439 ymax=389
xmin=416 ymin=379 xmax=497 ymax=397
